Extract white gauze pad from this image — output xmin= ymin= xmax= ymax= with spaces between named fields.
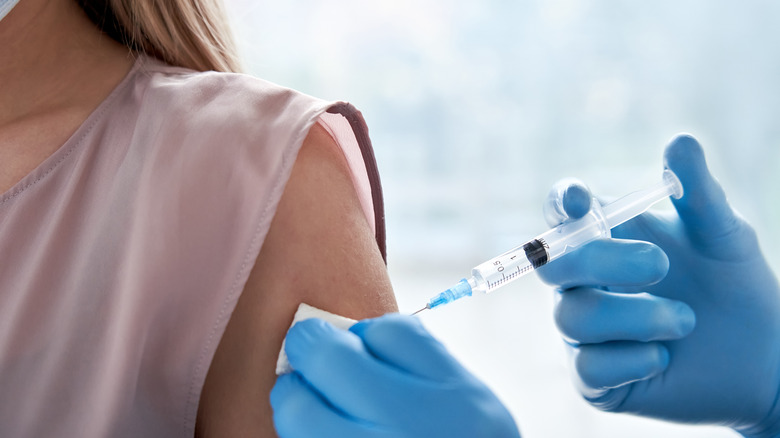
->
xmin=276 ymin=303 xmax=357 ymax=375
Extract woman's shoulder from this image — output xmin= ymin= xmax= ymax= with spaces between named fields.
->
xmin=133 ymin=55 xmax=330 ymax=130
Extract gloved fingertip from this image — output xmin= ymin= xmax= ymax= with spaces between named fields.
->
xmin=651 ymin=344 xmax=670 ymax=376
xmin=543 ymin=178 xmax=592 ymax=226
xmin=664 ymin=135 xmax=706 ymax=187
xmin=576 ymin=239 xmax=669 ymax=287
xmin=285 ymin=318 xmax=339 ymax=365
xmin=270 ymin=372 xmax=327 ymax=436
xmin=662 ymin=134 xmax=740 ymax=236
xmin=562 ymin=182 xmax=592 ymax=220
xmin=663 ymin=134 xmax=707 ymax=185
xmin=285 ymin=319 xmax=323 ymax=349
xmin=639 ymin=242 xmax=670 ymax=284
xmin=347 ymin=319 xmax=370 ymax=337
xmin=663 ymin=133 xmax=705 ymax=169
xmin=672 ymin=301 xmax=696 ymax=338
xmin=349 ymin=314 xmax=461 ymax=380
xmin=626 ymin=342 xmax=671 ymax=381
xmin=349 ymin=313 xmax=418 ymax=339
xmin=576 ymin=342 xmax=671 ymax=391
xmin=270 ymin=372 xmax=299 ymax=409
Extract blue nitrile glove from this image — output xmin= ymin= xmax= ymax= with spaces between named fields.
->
xmin=270 ymin=314 xmax=521 ymax=438
xmin=537 ymin=134 xmax=780 ymax=437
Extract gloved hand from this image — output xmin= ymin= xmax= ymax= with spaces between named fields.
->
xmin=537 ymin=134 xmax=780 ymax=437
xmin=270 ymin=314 xmax=521 ymax=438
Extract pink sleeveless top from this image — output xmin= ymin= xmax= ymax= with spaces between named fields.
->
xmin=0 ymin=56 xmax=385 ymax=437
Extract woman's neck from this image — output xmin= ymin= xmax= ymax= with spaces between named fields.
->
xmin=0 ymin=0 xmax=134 ymax=194
xmin=0 ymin=0 xmax=134 ymax=126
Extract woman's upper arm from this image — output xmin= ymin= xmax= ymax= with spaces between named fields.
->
xmin=195 ymin=121 xmax=398 ymax=437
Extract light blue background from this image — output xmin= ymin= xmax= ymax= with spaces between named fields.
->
xmin=226 ymin=1 xmax=779 ymax=436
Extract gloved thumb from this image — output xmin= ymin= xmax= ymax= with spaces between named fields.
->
xmin=664 ymin=134 xmax=742 ymax=247
xmin=349 ymin=314 xmax=465 ymax=381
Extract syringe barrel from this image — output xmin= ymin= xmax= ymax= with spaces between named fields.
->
xmin=541 ymin=202 xmax=610 ymax=261
xmin=602 ymin=169 xmax=683 ymax=229
xmin=470 ymin=203 xmax=610 ymax=295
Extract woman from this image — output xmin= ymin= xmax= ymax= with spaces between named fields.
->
xmin=0 ymin=0 xmax=398 ymax=436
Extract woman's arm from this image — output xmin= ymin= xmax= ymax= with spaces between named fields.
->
xmin=195 ymin=122 xmax=398 ymax=437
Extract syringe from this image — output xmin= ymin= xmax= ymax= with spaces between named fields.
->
xmin=412 ymin=169 xmax=683 ymax=315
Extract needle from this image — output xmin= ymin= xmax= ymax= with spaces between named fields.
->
xmin=411 ymin=305 xmax=429 ymax=316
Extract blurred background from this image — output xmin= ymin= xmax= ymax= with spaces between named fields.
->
xmin=225 ymin=1 xmax=780 ymax=436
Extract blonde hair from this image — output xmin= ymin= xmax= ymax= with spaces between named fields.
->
xmin=76 ymin=0 xmax=242 ymax=73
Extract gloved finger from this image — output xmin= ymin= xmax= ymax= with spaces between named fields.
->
xmin=537 ymin=239 xmax=669 ymax=290
xmin=270 ymin=372 xmax=385 ymax=438
xmin=543 ymin=178 xmax=593 ymax=227
xmin=663 ymin=134 xmax=751 ymax=250
xmin=555 ymin=288 xmax=696 ymax=344
xmin=572 ymin=341 xmax=670 ymax=392
xmin=349 ymin=314 xmax=464 ymax=381
xmin=284 ymin=318 xmax=419 ymax=422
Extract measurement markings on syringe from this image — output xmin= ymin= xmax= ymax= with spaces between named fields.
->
xmin=486 ymin=264 xmax=535 ymax=289
xmin=486 ymin=239 xmax=550 ymax=290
